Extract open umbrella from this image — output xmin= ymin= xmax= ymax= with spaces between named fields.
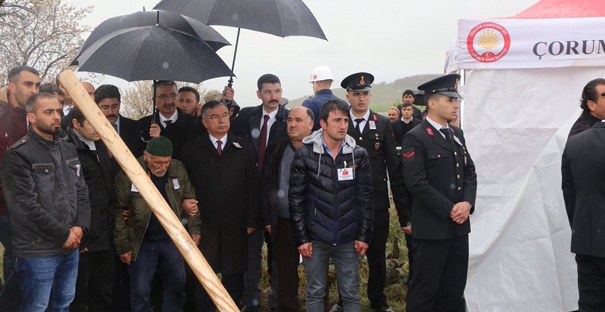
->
xmin=74 ymin=25 xmax=233 ymax=84
xmin=72 ymin=10 xmax=230 ymax=66
xmin=154 ymin=0 xmax=327 ymax=87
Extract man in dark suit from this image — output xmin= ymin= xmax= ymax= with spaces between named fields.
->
xmin=181 ymin=101 xmax=260 ymax=311
xmin=562 ymin=120 xmax=605 ymax=311
xmin=333 ymin=72 xmax=407 ymax=312
xmin=91 ymin=84 xmax=145 ymax=311
xmin=392 ymin=102 xmax=422 ymax=145
xmin=568 ymin=78 xmax=605 ymax=138
xmin=230 ymin=74 xmax=289 ymax=311
xmin=401 ymin=74 xmax=477 ymax=312
xmin=138 ymin=80 xmax=200 ymax=160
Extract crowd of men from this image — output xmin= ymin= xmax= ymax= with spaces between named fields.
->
xmin=0 ymin=64 xmax=480 ymax=312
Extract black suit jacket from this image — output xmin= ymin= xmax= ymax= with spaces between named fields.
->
xmin=562 ymin=121 xmax=605 ymax=257
xmin=402 ymin=119 xmax=477 ymax=240
xmin=138 ymin=108 xmax=201 ymax=160
xmin=392 ymin=118 xmax=422 ymax=146
xmin=348 ymin=111 xmax=408 ymax=217
xmin=181 ymin=132 xmax=260 ymax=274
xmin=230 ymin=104 xmax=289 ymax=161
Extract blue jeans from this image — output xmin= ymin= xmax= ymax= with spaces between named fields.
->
xmin=0 ymin=212 xmax=13 ymax=280
xmin=14 ymin=249 xmax=79 ymax=312
xmin=303 ymin=240 xmax=361 ymax=312
xmin=128 ymin=239 xmax=185 ymax=312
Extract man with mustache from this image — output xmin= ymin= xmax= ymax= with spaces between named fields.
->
xmin=1 ymin=92 xmax=91 ymax=311
xmin=113 ymin=136 xmax=200 ymax=312
xmin=230 ymin=74 xmax=289 ymax=311
xmin=139 ymin=80 xmax=200 ymax=160
xmin=0 ymin=66 xmax=40 ymax=282
xmin=181 ymin=101 xmax=260 ymax=311
xmin=261 ymin=107 xmax=315 ymax=312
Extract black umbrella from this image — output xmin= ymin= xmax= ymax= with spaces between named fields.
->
xmin=72 ymin=10 xmax=230 ymax=66
xmin=154 ymin=0 xmax=327 ymax=87
xmin=74 ymin=25 xmax=233 ymax=83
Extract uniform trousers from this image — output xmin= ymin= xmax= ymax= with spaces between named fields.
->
xmin=406 ymin=235 xmax=468 ymax=312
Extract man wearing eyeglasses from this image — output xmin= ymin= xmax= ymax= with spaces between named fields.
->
xmin=138 ymin=80 xmax=201 ymax=160
xmin=181 ymin=101 xmax=260 ymax=311
xmin=568 ymin=78 xmax=605 ymax=138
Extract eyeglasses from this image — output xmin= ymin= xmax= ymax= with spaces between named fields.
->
xmin=207 ymin=113 xmax=229 ymax=121
xmin=157 ymin=93 xmax=178 ymax=101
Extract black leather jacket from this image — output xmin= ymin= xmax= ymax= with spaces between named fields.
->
xmin=1 ymin=129 xmax=90 ymax=257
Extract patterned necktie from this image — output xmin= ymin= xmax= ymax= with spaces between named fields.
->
xmin=216 ymin=139 xmax=222 ymax=156
xmin=258 ymin=115 xmax=270 ymax=175
xmin=355 ymin=118 xmax=364 ymax=134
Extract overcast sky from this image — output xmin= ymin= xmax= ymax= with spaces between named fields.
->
xmin=67 ymin=0 xmax=539 ymax=106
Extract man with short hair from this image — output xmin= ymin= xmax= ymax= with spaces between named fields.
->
xmin=114 ymin=136 xmax=200 ymax=312
xmin=1 ymin=92 xmax=91 ymax=311
xmin=402 ymin=74 xmax=477 ymax=312
xmin=387 ymin=107 xmax=399 ymax=122
xmin=262 ymin=106 xmax=314 ymax=312
xmin=290 ymin=100 xmax=373 ymax=312
xmin=181 ymin=101 xmax=260 ymax=311
xmin=562 ymin=111 xmax=605 ymax=311
xmin=392 ymin=102 xmax=422 ymax=145
xmin=231 ymin=73 xmax=289 ymax=311
xmin=0 ymin=65 xmax=40 ymax=296
xmin=338 ymin=72 xmax=407 ymax=312
xmin=178 ymin=86 xmax=200 ymax=117
xmin=81 ymin=82 xmax=95 ymax=99
xmin=568 ymin=78 xmax=605 ymax=138
xmin=402 ymin=89 xmax=423 ymax=121
xmin=139 ymin=80 xmax=200 ymax=160
xmin=302 ymin=66 xmax=348 ymax=132
xmin=66 ymin=107 xmax=115 ymax=311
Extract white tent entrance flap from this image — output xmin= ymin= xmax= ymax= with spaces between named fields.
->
xmin=446 ymin=16 xmax=605 ymax=312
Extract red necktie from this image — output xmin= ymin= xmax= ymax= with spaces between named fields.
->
xmin=258 ymin=115 xmax=270 ymax=175
xmin=217 ymin=139 xmax=222 ymax=156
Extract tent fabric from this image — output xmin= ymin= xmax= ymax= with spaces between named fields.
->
xmin=514 ymin=0 xmax=605 ymax=19
xmin=462 ymin=67 xmax=605 ymax=311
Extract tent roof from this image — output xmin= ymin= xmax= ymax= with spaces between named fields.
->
xmin=514 ymin=0 xmax=605 ymax=18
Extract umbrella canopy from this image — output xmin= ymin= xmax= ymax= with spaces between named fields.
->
xmin=154 ymin=0 xmax=327 ymax=86
xmin=72 ymin=10 xmax=230 ymax=66
xmin=74 ymin=25 xmax=233 ymax=83
xmin=154 ymin=0 xmax=327 ymax=39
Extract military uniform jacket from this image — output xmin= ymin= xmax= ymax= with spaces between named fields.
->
xmin=348 ymin=111 xmax=407 ymax=214
xmin=401 ymin=120 xmax=477 ymax=240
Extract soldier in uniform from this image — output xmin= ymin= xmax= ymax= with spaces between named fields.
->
xmin=332 ymin=72 xmax=407 ymax=312
xmin=401 ymin=74 xmax=477 ymax=312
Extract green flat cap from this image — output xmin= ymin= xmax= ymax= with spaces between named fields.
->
xmin=146 ymin=136 xmax=173 ymax=157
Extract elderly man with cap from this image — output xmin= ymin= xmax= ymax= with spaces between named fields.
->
xmin=401 ymin=74 xmax=477 ymax=312
xmin=113 ymin=136 xmax=200 ymax=312
xmin=330 ymin=72 xmax=406 ymax=312
xmin=302 ymin=66 xmax=348 ymax=132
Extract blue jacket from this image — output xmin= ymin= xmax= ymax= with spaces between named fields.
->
xmin=302 ymin=89 xmax=348 ymax=131
xmin=289 ymin=130 xmax=374 ymax=246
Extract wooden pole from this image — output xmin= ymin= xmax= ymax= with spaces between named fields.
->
xmin=58 ymin=70 xmax=239 ymax=312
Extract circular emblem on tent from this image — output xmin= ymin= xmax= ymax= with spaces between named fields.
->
xmin=466 ymin=22 xmax=511 ymax=63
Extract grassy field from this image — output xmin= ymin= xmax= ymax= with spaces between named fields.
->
xmin=0 ymin=209 xmax=410 ymax=311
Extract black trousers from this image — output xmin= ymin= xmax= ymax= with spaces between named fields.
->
xmin=275 ymin=217 xmax=300 ymax=312
xmin=366 ymin=208 xmax=390 ymax=309
xmin=193 ymin=272 xmax=243 ymax=312
xmin=576 ymin=253 xmax=605 ymax=312
xmin=404 ymin=232 xmax=414 ymax=284
xmin=406 ymin=235 xmax=468 ymax=312
xmin=71 ymin=248 xmax=115 ymax=312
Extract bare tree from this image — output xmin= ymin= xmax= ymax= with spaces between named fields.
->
xmin=0 ymin=0 xmax=92 ymax=83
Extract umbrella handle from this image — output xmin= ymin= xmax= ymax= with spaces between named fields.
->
xmin=227 ymin=28 xmax=241 ymax=88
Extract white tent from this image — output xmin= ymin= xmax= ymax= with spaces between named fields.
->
xmin=446 ymin=1 xmax=605 ymax=311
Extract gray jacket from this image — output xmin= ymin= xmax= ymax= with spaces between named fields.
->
xmin=1 ymin=129 xmax=90 ymax=257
